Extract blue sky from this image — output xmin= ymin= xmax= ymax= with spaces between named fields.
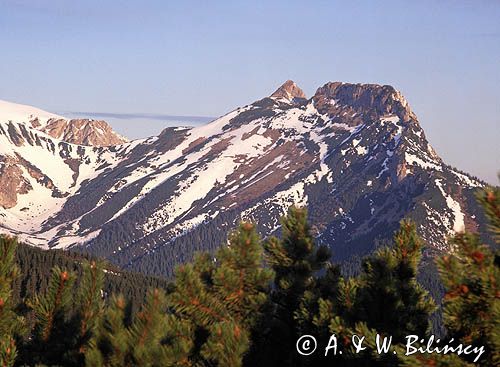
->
xmin=0 ymin=0 xmax=499 ymax=183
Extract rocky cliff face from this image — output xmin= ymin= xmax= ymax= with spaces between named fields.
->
xmin=41 ymin=118 xmax=127 ymax=146
xmin=312 ymin=82 xmax=417 ymax=126
xmin=0 ymin=84 xmax=489 ymax=277
xmin=270 ymin=80 xmax=307 ymax=101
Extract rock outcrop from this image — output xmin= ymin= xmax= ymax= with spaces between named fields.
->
xmin=270 ymin=80 xmax=307 ymax=101
xmin=41 ymin=118 xmax=127 ymax=146
xmin=313 ymin=82 xmax=416 ymax=126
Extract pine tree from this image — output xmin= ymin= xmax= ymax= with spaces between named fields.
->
xmin=342 ymin=221 xmax=436 ymax=366
xmin=87 ymin=222 xmax=272 ymax=367
xmin=77 ymin=260 xmax=105 ymax=355
xmin=168 ymin=222 xmax=273 ymax=366
xmin=396 ymin=186 xmax=499 ymax=367
xmin=431 ymin=187 xmax=500 ymax=366
xmin=86 ymin=288 xmax=192 ymax=367
xmin=353 ymin=220 xmax=436 ymax=341
xmin=290 ymin=220 xmax=436 ymax=366
xmin=85 ymin=295 xmax=131 ymax=367
xmin=23 ymin=266 xmax=77 ymax=365
xmin=0 ymin=236 xmax=24 ymax=367
xmin=265 ymin=207 xmax=331 ymax=316
xmin=251 ymin=206 xmax=332 ymax=366
xmin=19 ymin=259 xmax=105 ymax=366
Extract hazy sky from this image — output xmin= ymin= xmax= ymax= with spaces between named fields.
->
xmin=0 ymin=0 xmax=499 ymax=183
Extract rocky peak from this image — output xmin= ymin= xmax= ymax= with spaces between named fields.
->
xmin=0 ymin=99 xmax=127 ymax=146
xmin=270 ymin=80 xmax=307 ymax=101
xmin=313 ymin=82 xmax=416 ymax=124
xmin=41 ymin=118 xmax=127 ymax=146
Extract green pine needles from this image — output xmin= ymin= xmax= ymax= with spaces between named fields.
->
xmin=0 ymin=236 xmax=24 ymax=367
xmin=0 ymin=186 xmax=498 ymax=366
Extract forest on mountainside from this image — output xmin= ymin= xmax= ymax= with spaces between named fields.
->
xmin=0 ymin=186 xmax=498 ymax=367
xmin=12 ymin=243 xmax=170 ymax=319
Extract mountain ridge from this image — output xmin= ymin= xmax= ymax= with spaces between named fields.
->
xmin=0 ymin=81 xmax=490 ymax=277
xmin=0 ymin=99 xmax=127 ymax=146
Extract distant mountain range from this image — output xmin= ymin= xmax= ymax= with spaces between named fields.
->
xmin=0 ymin=82 xmax=491 ymax=277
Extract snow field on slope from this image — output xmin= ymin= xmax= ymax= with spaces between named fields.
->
xmin=0 ymin=99 xmax=63 ymax=125
xmin=435 ymin=179 xmax=465 ymax=233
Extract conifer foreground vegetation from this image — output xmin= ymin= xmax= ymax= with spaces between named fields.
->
xmin=0 ymin=187 xmax=498 ymax=367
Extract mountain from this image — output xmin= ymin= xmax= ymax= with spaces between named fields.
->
xmin=0 ymin=99 xmax=129 ymax=244
xmin=0 ymin=82 xmax=489 ymax=277
xmin=0 ymin=99 xmax=127 ymax=146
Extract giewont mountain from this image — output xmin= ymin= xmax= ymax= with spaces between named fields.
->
xmin=0 ymin=83 xmax=488 ymax=276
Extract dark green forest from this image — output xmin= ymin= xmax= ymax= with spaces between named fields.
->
xmin=12 ymin=244 xmax=170 ymax=316
xmin=0 ymin=187 xmax=498 ymax=367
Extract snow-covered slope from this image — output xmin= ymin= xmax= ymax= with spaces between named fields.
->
xmin=0 ymin=117 xmax=132 ymax=247
xmin=0 ymin=82 xmax=489 ymax=277
xmin=0 ymin=99 xmax=127 ymax=146
xmin=0 ymin=99 xmax=64 ymax=125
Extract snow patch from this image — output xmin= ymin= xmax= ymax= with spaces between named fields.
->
xmin=405 ymin=153 xmax=442 ymax=171
xmin=435 ymin=179 xmax=465 ymax=233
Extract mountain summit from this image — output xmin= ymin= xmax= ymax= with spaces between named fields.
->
xmin=313 ymin=82 xmax=416 ymax=125
xmin=0 ymin=82 xmax=487 ymax=277
xmin=0 ymin=99 xmax=126 ymax=146
xmin=270 ymin=80 xmax=307 ymax=101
